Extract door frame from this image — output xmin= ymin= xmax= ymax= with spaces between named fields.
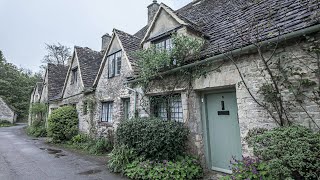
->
xmin=201 ymin=87 xmax=240 ymax=174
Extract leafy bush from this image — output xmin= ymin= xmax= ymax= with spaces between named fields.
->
xmin=124 ymin=156 xmax=203 ymax=180
xmin=107 ymin=145 xmax=137 ymax=173
xmin=221 ymin=156 xmax=271 ymax=180
xmin=47 ymin=106 xmax=78 ymax=143
xmin=0 ymin=120 xmax=12 ymax=127
xmin=26 ymin=125 xmax=47 ymax=137
xmin=116 ymin=117 xmax=189 ymax=160
xmin=88 ymin=138 xmax=113 ymax=155
xmin=26 ymin=119 xmax=46 ymax=137
xmin=246 ymin=125 xmax=320 ymax=179
xmin=69 ymin=134 xmax=113 ymax=155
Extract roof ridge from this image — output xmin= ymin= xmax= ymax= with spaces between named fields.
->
xmin=114 ymin=28 xmax=142 ymax=40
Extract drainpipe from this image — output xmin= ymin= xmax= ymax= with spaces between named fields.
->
xmin=128 ymin=24 xmax=320 ymax=84
xmin=124 ymin=86 xmax=138 ymax=118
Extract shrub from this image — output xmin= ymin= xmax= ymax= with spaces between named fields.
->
xmin=221 ymin=156 xmax=271 ymax=180
xmin=47 ymin=106 xmax=78 ymax=143
xmin=107 ymin=145 xmax=137 ymax=173
xmin=69 ymin=134 xmax=113 ymax=155
xmin=246 ymin=125 xmax=320 ymax=179
xmin=88 ymin=138 xmax=113 ymax=155
xmin=116 ymin=117 xmax=189 ymax=160
xmin=0 ymin=120 xmax=12 ymax=127
xmin=26 ymin=119 xmax=46 ymax=137
xmin=124 ymin=156 xmax=203 ymax=180
xmin=26 ymin=125 xmax=47 ymax=137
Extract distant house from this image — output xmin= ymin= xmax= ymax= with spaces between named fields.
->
xmin=28 ymin=82 xmax=43 ymax=125
xmin=0 ymin=97 xmax=16 ymax=124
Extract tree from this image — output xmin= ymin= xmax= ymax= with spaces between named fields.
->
xmin=42 ymin=43 xmax=71 ymax=65
xmin=0 ymin=50 xmax=40 ymax=120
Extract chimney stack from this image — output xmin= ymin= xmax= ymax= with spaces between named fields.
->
xmin=148 ymin=0 xmax=160 ymax=25
xmin=101 ymin=33 xmax=111 ymax=51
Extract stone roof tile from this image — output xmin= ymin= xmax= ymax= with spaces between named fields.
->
xmin=75 ymin=46 xmax=103 ymax=89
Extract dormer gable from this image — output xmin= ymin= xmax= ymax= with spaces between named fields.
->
xmin=61 ymin=48 xmax=84 ymax=99
xmin=93 ymin=29 xmax=141 ymax=87
xmin=141 ymin=3 xmax=187 ymax=44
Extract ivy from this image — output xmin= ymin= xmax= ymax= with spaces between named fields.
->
xmin=134 ymin=34 xmax=204 ymax=87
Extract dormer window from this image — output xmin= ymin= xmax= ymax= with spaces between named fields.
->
xmin=154 ymin=37 xmax=172 ymax=52
xmin=71 ymin=67 xmax=78 ymax=84
xmin=108 ymin=51 xmax=122 ymax=78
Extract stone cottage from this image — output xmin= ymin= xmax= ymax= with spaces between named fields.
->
xmin=0 ymin=97 xmax=16 ymax=123
xmin=92 ymin=28 xmax=144 ymax=136
xmin=29 ymin=0 xmax=320 ymax=174
xmin=40 ymin=63 xmax=69 ymax=105
xmin=38 ymin=63 xmax=69 ymax=126
xmin=54 ymin=46 xmax=103 ymax=133
xmin=124 ymin=0 xmax=320 ymax=173
xmin=28 ymin=82 xmax=43 ymax=125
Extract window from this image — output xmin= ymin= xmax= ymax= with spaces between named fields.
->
xmin=154 ymin=37 xmax=176 ymax=65
xmin=108 ymin=51 xmax=122 ymax=78
xmin=122 ymin=98 xmax=130 ymax=120
xmin=101 ymin=102 xmax=113 ymax=122
xmin=154 ymin=38 xmax=172 ymax=51
xmin=152 ymin=94 xmax=183 ymax=122
xmin=71 ymin=67 xmax=78 ymax=84
xmin=83 ymin=101 xmax=88 ymax=115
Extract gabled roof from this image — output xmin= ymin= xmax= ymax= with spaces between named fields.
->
xmin=75 ymin=46 xmax=103 ymax=89
xmin=174 ymin=0 xmax=320 ymax=56
xmin=47 ymin=63 xmax=69 ymax=100
xmin=141 ymin=3 xmax=194 ymax=43
xmin=114 ymin=29 xmax=142 ymax=64
xmin=93 ymin=29 xmax=142 ymax=87
xmin=134 ymin=25 xmax=149 ymax=39
xmin=0 ymin=96 xmax=15 ymax=112
xmin=138 ymin=0 xmax=319 ymax=58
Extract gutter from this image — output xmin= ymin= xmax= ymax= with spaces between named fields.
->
xmin=128 ymin=24 xmax=320 ymax=84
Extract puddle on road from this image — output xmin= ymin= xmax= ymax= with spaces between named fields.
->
xmin=78 ymin=169 xmax=102 ymax=175
xmin=40 ymin=148 xmax=66 ymax=158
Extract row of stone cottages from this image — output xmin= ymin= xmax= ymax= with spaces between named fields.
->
xmin=28 ymin=0 xmax=320 ymax=173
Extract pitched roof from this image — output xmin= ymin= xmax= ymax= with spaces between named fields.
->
xmin=174 ymin=0 xmax=320 ymax=56
xmin=114 ymin=29 xmax=142 ymax=64
xmin=47 ymin=63 xmax=69 ymax=100
xmin=75 ymin=46 xmax=103 ymax=89
xmin=134 ymin=25 xmax=149 ymax=39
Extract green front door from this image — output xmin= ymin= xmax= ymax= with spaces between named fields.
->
xmin=205 ymin=92 xmax=242 ymax=173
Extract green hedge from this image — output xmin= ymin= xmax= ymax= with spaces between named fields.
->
xmin=116 ymin=117 xmax=189 ymax=160
xmin=246 ymin=125 xmax=320 ymax=179
xmin=47 ymin=106 xmax=78 ymax=143
xmin=124 ymin=156 xmax=203 ymax=180
xmin=69 ymin=134 xmax=113 ymax=155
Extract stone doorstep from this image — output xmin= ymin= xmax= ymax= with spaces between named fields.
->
xmin=203 ymin=170 xmax=227 ymax=180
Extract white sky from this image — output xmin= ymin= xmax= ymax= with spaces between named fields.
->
xmin=0 ymin=0 xmax=190 ymax=72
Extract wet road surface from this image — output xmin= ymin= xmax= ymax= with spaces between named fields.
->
xmin=0 ymin=124 xmax=124 ymax=180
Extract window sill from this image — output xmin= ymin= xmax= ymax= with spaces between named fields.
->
xmin=98 ymin=121 xmax=113 ymax=127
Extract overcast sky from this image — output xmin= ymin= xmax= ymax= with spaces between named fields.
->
xmin=0 ymin=0 xmax=190 ymax=72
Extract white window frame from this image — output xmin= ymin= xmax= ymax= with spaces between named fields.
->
xmin=71 ymin=67 xmax=78 ymax=84
xmin=101 ymin=102 xmax=113 ymax=122
xmin=152 ymin=94 xmax=183 ymax=122
xmin=108 ymin=51 xmax=122 ymax=78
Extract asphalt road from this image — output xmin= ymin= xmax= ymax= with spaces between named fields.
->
xmin=0 ymin=124 xmax=124 ymax=180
